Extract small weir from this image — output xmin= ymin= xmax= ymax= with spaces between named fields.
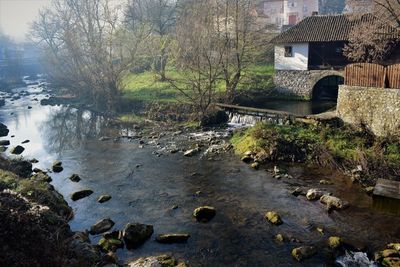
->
xmin=217 ymin=103 xmax=301 ymax=126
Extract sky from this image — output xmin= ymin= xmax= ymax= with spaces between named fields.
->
xmin=0 ymin=0 xmax=52 ymax=41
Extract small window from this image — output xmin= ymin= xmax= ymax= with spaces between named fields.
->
xmin=284 ymin=46 xmax=293 ymax=57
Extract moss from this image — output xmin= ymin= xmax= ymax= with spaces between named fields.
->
xmin=231 ymin=122 xmax=400 ymax=181
xmin=0 ymin=169 xmax=20 ymax=191
xmin=118 ymin=113 xmax=146 ymax=124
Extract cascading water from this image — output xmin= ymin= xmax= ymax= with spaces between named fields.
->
xmin=335 ymin=251 xmax=378 ymax=267
xmin=227 ymin=111 xmax=289 ymax=127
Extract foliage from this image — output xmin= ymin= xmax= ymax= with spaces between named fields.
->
xmin=231 ymin=122 xmax=400 ymax=181
xmin=344 ymin=1 xmax=400 ymax=63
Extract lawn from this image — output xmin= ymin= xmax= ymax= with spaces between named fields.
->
xmin=120 ymin=64 xmax=275 ymax=103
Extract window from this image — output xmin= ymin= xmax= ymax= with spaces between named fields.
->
xmin=284 ymin=46 xmax=293 ymax=57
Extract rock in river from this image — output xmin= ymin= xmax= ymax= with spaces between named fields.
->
xmin=98 ymin=231 xmax=124 ymax=252
xmin=265 ymin=211 xmax=282 ymax=225
xmin=306 ymin=189 xmax=325 ymax=201
xmin=52 ymin=160 xmax=63 ymax=173
xmin=156 ymin=233 xmax=190 ymax=244
xmin=98 ymin=194 xmax=112 ymax=203
xmin=71 ymin=189 xmax=94 ymax=201
xmin=123 ymin=223 xmax=154 ymax=249
xmin=90 ymin=218 xmax=115 ymax=235
xmin=183 ymin=148 xmax=199 ymax=157
xmin=328 ymin=236 xmax=342 ymax=249
xmin=291 ymin=246 xmax=317 ymax=261
xmin=127 ymin=255 xmax=183 ymax=267
xmin=193 ymin=206 xmax=216 ymax=222
xmin=69 ymin=174 xmax=81 ymax=182
xmin=0 ymin=140 xmax=10 ymax=146
xmin=0 ymin=123 xmax=9 ymax=137
xmin=11 ymin=145 xmax=24 ymax=155
xmin=320 ymin=195 xmax=349 ymax=211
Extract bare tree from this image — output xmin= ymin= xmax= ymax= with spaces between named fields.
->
xmin=169 ymin=0 xmax=223 ymax=119
xmin=31 ymin=0 xmax=131 ymax=111
xmin=344 ymin=0 xmax=400 ymax=63
xmin=215 ymin=0 xmax=258 ymax=103
xmin=124 ymin=0 xmax=177 ymax=81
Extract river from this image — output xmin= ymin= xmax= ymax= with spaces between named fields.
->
xmin=0 ymin=77 xmax=399 ymax=266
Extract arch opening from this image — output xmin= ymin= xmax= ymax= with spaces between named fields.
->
xmin=312 ymin=75 xmax=344 ymax=101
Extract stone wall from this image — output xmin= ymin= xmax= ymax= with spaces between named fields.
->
xmin=337 ymin=85 xmax=400 ymax=136
xmin=274 ymin=70 xmax=343 ymax=99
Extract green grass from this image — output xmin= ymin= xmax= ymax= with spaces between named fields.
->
xmin=120 ymin=64 xmax=275 ymax=103
xmin=231 ymin=122 xmax=400 ymax=180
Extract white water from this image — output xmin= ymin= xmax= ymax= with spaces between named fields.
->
xmin=335 ymin=251 xmax=378 ymax=267
xmin=227 ymin=112 xmax=288 ymax=128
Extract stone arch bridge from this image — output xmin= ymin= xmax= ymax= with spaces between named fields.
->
xmin=274 ymin=70 xmax=344 ymax=100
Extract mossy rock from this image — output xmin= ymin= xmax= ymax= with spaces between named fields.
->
xmin=291 ymin=246 xmax=317 ymax=262
xmin=382 ymin=257 xmax=400 ymax=267
xmin=98 ymin=237 xmax=123 ymax=252
xmin=328 ymin=236 xmax=342 ymax=249
xmin=265 ymin=211 xmax=282 ymax=225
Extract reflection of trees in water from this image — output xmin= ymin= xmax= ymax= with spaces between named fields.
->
xmin=41 ymin=107 xmax=110 ymax=153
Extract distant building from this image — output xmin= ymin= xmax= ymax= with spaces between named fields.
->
xmin=271 ymin=13 xmax=400 ymax=100
xmin=257 ymin=0 xmax=319 ymax=29
xmin=343 ymin=0 xmax=373 ymax=13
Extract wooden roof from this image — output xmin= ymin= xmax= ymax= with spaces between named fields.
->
xmin=272 ymin=13 xmax=400 ymax=43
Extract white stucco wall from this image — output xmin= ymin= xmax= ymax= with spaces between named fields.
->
xmin=275 ymin=43 xmax=309 ymax=70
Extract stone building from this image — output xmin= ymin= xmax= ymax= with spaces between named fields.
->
xmin=271 ymin=13 xmax=399 ymax=100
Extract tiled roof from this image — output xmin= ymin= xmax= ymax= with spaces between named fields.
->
xmin=272 ymin=13 xmax=400 ymax=43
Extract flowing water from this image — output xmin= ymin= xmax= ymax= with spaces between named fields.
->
xmin=1 ymin=78 xmax=400 ymax=266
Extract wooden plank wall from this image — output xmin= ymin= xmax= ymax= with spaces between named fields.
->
xmin=345 ymin=63 xmax=400 ymax=89
xmin=387 ymin=64 xmax=400 ymax=89
xmin=345 ymin=63 xmax=386 ymax=88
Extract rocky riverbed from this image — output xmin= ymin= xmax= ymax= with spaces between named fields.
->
xmin=0 ymin=76 xmax=400 ymax=266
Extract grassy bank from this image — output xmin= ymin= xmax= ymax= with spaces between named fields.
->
xmin=120 ymin=64 xmax=275 ymax=103
xmin=231 ymin=122 xmax=400 ymax=185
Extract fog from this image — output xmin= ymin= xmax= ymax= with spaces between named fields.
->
xmin=0 ymin=0 xmax=51 ymax=41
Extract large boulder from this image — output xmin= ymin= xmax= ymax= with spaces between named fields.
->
xmin=265 ymin=211 xmax=283 ymax=225
xmin=71 ymin=189 xmax=93 ymax=201
xmin=156 ymin=233 xmax=190 ymax=244
xmin=123 ymin=223 xmax=154 ymax=249
xmin=89 ymin=218 xmax=115 ymax=235
xmin=291 ymin=246 xmax=317 ymax=262
xmin=193 ymin=206 xmax=216 ymax=223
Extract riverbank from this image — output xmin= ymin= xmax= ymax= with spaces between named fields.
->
xmin=231 ymin=120 xmax=400 ymax=187
xmin=0 ymin=154 xmax=105 ymax=266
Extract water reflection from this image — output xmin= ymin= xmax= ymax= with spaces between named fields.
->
xmin=40 ymin=107 xmax=110 ymax=153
